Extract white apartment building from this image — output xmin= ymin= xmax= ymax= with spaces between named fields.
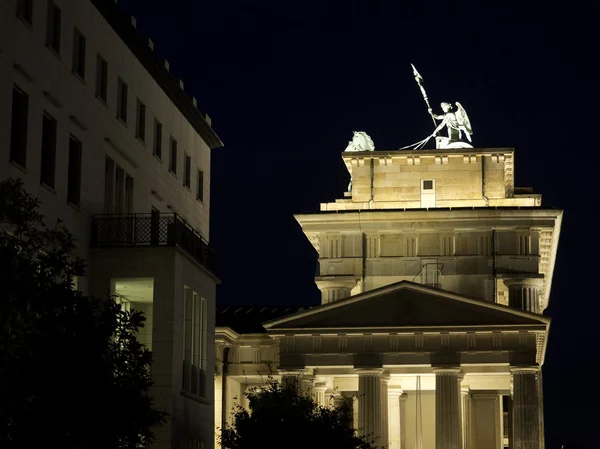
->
xmin=0 ymin=1 xmax=223 ymax=448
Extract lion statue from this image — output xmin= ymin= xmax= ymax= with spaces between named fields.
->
xmin=344 ymin=131 xmax=375 ymax=152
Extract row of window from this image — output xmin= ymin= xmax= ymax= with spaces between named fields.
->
xmin=16 ymin=0 xmax=205 ymax=204
xmin=11 ymin=85 xmax=82 ymax=205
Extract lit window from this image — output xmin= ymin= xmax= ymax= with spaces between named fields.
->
xmin=182 ymin=289 xmax=207 ymax=397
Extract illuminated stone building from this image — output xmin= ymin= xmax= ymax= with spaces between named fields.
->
xmin=215 ymin=147 xmax=562 ymax=449
xmin=1 ymin=1 xmax=221 ymax=448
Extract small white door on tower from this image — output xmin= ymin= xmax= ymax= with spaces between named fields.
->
xmin=420 ymin=179 xmax=436 ymax=208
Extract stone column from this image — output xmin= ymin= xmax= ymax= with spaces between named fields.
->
xmin=510 ymin=367 xmax=540 ymax=449
xmin=537 ymin=370 xmax=545 ymax=449
xmin=388 ymin=387 xmax=404 ymax=449
xmin=461 ymin=386 xmax=472 ymax=449
xmin=381 ymin=373 xmax=390 ymax=448
xmin=433 ymin=367 xmax=462 ymax=449
xmin=503 ymin=277 xmax=544 ymax=314
xmin=303 ymin=374 xmax=315 ymax=398
xmin=357 ymin=368 xmax=384 ymax=445
xmin=314 ymin=381 xmax=328 ymax=406
xmin=315 ymin=276 xmax=357 ymax=305
xmin=280 ymin=369 xmax=305 ymax=394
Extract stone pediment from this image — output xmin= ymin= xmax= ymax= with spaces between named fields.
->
xmin=263 ymin=281 xmax=548 ymax=332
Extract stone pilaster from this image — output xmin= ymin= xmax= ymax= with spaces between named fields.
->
xmin=461 ymin=386 xmax=472 ymax=449
xmin=510 ymin=367 xmax=540 ymax=449
xmin=537 ymin=370 xmax=545 ymax=449
xmin=388 ymin=387 xmax=404 ymax=449
xmin=381 ymin=373 xmax=390 ymax=448
xmin=433 ymin=367 xmax=462 ymax=449
xmin=503 ymin=277 xmax=544 ymax=314
xmin=356 ymin=368 xmax=384 ymax=445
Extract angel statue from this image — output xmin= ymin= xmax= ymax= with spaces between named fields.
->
xmin=428 ymin=102 xmax=473 ymax=144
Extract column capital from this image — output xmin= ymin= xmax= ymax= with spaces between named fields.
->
xmin=432 ymin=366 xmax=461 ymax=374
xmin=503 ymin=275 xmax=544 ymax=288
xmin=388 ymin=386 xmax=404 ymax=396
xmin=509 ymin=365 xmax=540 ymax=374
xmin=313 ymin=381 xmax=328 ymax=392
xmin=354 ymin=367 xmax=384 ymax=376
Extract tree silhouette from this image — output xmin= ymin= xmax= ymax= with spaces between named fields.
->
xmin=221 ymin=378 xmax=379 ymax=449
xmin=0 ymin=178 xmax=166 ymax=448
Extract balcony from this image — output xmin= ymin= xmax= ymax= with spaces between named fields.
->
xmin=91 ymin=213 xmax=216 ymax=275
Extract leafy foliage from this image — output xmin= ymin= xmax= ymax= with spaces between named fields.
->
xmin=220 ymin=378 xmax=379 ymax=449
xmin=0 ymin=178 xmax=166 ymax=449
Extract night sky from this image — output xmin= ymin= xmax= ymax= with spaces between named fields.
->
xmin=119 ymin=1 xmax=597 ymax=447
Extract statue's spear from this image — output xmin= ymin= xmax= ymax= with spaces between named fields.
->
xmin=411 ymin=64 xmax=438 ymax=130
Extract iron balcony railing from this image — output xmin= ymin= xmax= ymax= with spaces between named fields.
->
xmin=91 ymin=213 xmax=216 ymax=274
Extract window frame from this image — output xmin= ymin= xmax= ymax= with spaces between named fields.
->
xmin=196 ymin=169 xmax=204 ymax=202
xmin=16 ymin=0 xmax=33 ymax=25
xmin=135 ymin=99 xmax=146 ymax=142
xmin=10 ymin=84 xmax=29 ymax=168
xmin=40 ymin=111 xmax=57 ymax=188
xmin=116 ymin=77 xmax=128 ymax=124
xmin=71 ymin=28 xmax=86 ymax=80
xmin=183 ymin=154 xmax=191 ymax=188
xmin=153 ymin=119 xmax=162 ymax=159
xmin=169 ymin=137 xmax=177 ymax=174
xmin=95 ymin=54 xmax=108 ymax=103
xmin=45 ymin=1 xmax=61 ymax=54
xmin=67 ymin=135 xmax=83 ymax=206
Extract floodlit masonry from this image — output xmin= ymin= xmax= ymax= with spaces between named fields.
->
xmin=1 ymin=1 xmax=222 ymax=448
xmin=215 ymin=147 xmax=562 ymax=449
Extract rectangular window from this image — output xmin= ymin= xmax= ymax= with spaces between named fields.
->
xmin=72 ymin=29 xmax=86 ymax=79
xmin=40 ymin=112 xmax=57 ymax=188
xmin=196 ymin=170 xmax=204 ymax=202
xmin=135 ymin=99 xmax=146 ymax=141
xmin=423 ymin=180 xmax=434 ymax=190
xmin=45 ymin=1 xmax=61 ymax=53
xmin=67 ymin=135 xmax=82 ymax=205
xmin=115 ymin=165 xmax=124 ymax=213
xmin=17 ymin=0 xmax=33 ymax=25
xmin=10 ymin=85 xmax=29 ymax=167
xmin=95 ymin=54 xmax=108 ymax=102
xmin=169 ymin=137 xmax=177 ymax=174
xmin=153 ymin=120 xmax=162 ymax=158
xmin=184 ymin=154 xmax=191 ymax=188
xmin=117 ymin=78 xmax=128 ymax=123
xmin=182 ymin=289 xmax=207 ymax=397
xmin=125 ymin=174 xmax=134 ymax=213
xmin=104 ymin=156 xmax=114 ymax=213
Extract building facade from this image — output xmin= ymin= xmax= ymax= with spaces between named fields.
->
xmin=0 ymin=1 xmax=222 ymax=448
xmin=215 ymin=147 xmax=562 ymax=449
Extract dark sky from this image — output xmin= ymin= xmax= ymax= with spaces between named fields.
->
xmin=119 ymin=1 xmax=597 ymax=447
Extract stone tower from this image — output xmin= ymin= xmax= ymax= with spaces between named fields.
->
xmin=296 ymin=147 xmax=561 ymax=316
